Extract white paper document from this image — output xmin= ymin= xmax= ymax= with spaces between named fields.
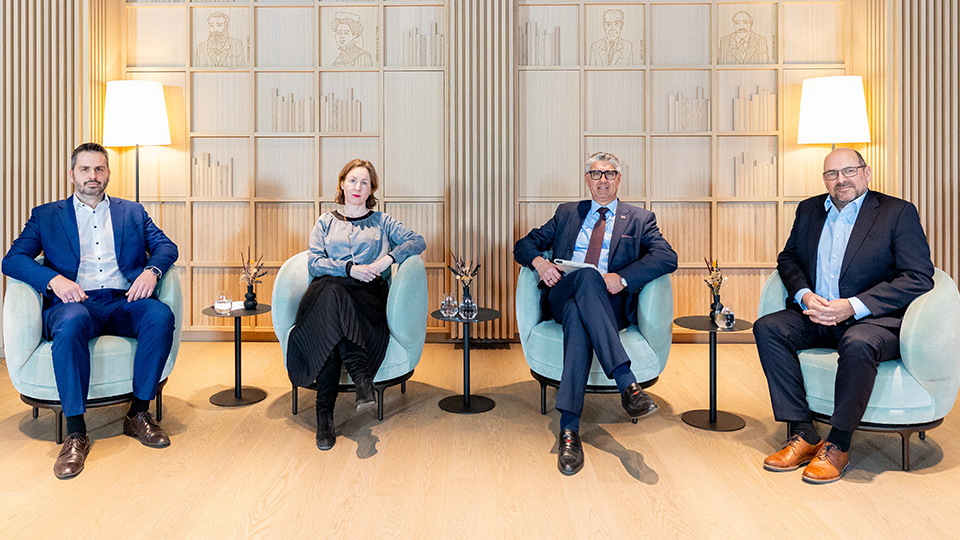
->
xmin=552 ymin=258 xmax=600 ymax=275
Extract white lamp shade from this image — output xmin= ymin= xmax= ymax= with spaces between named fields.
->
xmin=102 ymin=80 xmax=171 ymax=147
xmin=797 ymin=75 xmax=871 ymax=145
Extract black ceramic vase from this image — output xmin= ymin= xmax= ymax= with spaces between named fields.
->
xmin=244 ymin=284 xmax=258 ymax=310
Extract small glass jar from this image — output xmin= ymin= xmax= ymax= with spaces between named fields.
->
xmin=440 ymin=294 xmax=459 ymax=317
xmin=214 ymin=290 xmax=232 ymax=314
xmin=714 ymin=306 xmax=736 ymax=329
xmin=458 ymin=296 xmax=478 ymax=320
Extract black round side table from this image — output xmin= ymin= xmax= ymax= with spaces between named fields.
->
xmin=202 ymin=304 xmax=271 ymax=407
xmin=431 ymin=307 xmax=500 ymax=414
xmin=674 ymin=315 xmax=753 ymax=431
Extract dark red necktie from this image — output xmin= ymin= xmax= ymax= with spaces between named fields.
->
xmin=584 ymin=207 xmax=608 ymax=266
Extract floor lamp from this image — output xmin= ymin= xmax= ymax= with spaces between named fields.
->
xmin=102 ymin=80 xmax=171 ymax=202
xmin=797 ymin=75 xmax=871 ymax=149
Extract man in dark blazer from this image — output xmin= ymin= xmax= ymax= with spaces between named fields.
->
xmin=514 ymin=152 xmax=678 ymax=475
xmin=2 ymin=142 xmax=179 ymax=479
xmin=754 ymin=148 xmax=934 ymax=484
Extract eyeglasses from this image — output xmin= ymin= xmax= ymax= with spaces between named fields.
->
xmin=587 ymin=169 xmax=619 ymax=180
xmin=822 ymin=165 xmax=866 ymax=181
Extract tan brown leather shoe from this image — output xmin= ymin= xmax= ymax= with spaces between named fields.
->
xmin=54 ymin=433 xmax=90 ymax=479
xmin=802 ymin=442 xmax=850 ymax=484
xmin=123 ymin=411 xmax=171 ymax=448
xmin=763 ymin=434 xmax=823 ymax=471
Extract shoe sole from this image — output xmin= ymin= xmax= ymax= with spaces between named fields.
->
xmin=317 ymin=440 xmax=336 ymax=451
xmin=559 ymin=462 xmax=584 ymax=476
xmin=55 ymin=467 xmax=84 ymax=480
xmin=626 ymin=403 xmax=660 ymax=420
xmin=356 ymin=399 xmax=376 ymax=411
xmin=801 ymin=463 xmax=849 ymax=484
xmin=763 ymin=460 xmax=811 ymax=472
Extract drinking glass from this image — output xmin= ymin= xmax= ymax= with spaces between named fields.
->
xmin=214 ymin=290 xmax=232 ymax=314
xmin=714 ymin=307 xmax=736 ymax=329
xmin=440 ymin=294 xmax=459 ymax=317
xmin=458 ymin=297 xmax=478 ymax=320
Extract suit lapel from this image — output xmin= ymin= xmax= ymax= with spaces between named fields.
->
xmin=840 ymin=192 xmax=880 ymax=280
xmin=58 ymin=196 xmax=81 ymax=261
xmin=561 ymin=201 xmax=591 ymax=258
xmin=608 ymin=201 xmax=628 ymax=265
xmin=110 ymin=197 xmax=124 ymax=259
xmin=806 ymin=199 xmax=828 ymax=284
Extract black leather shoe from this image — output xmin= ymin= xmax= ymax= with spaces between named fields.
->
xmin=54 ymin=433 xmax=90 ymax=479
xmin=557 ymin=429 xmax=584 ymax=476
xmin=354 ymin=375 xmax=376 ymax=411
xmin=316 ymin=409 xmax=336 ymax=451
xmin=123 ymin=411 xmax=171 ymax=448
xmin=621 ymin=382 xmax=659 ymax=419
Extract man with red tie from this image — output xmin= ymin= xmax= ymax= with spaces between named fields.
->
xmin=514 ymin=152 xmax=678 ymax=475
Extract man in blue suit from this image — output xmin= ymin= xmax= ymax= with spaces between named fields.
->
xmin=514 ymin=152 xmax=678 ymax=475
xmin=2 ymin=142 xmax=179 ymax=479
xmin=755 ymin=148 xmax=934 ymax=484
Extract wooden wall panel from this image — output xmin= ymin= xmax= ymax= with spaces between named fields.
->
xmin=255 ymin=202 xmax=314 ymax=265
xmin=192 ymin=268 xmax=242 ymax=329
xmin=716 ymin=203 xmax=778 ymax=264
xmin=191 ymin=203 xmax=250 ymax=263
xmin=518 ymin=71 xmax=580 ymax=199
xmin=899 ymin=0 xmax=960 ymax=281
xmin=649 ymin=202 xmax=710 ymax=265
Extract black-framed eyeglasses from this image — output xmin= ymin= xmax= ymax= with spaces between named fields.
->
xmin=587 ymin=169 xmax=619 ymax=180
xmin=822 ymin=165 xmax=866 ymax=181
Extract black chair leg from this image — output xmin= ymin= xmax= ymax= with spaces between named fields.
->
xmin=32 ymin=407 xmax=39 ymax=419
xmin=540 ymin=383 xmax=547 ymax=415
xmin=156 ymin=388 xmax=163 ymax=422
xmin=900 ymin=431 xmax=912 ymax=472
xmin=919 ymin=431 xmax=926 ymax=440
xmin=376 ymin=387 xmax=385 ymax=422
xmin=401 ymin=381 xmax=406 ymax=393
xmin=292 ymin=384 xmax=299 ymax=415
xmin=56 ymin=410 xmax=64 ymax=445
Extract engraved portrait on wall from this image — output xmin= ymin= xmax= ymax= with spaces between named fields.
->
xmin=717 ymin=4 xmax=777 ymax=64
xmin=586 ymin=6 xmax=643 ymax=66
xmin=321 ymin=9 xmax=379 ymax=68
xmin=193 ymin=9 xmax=250 ymax=68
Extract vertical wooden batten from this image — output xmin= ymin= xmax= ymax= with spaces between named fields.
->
xmin=0 ymin=0 xmax=104 ymax=356
xmin=448 ymin=0 xmax=515 ymax=340
xmin=898 ymin=0 xmax=959 ymax=282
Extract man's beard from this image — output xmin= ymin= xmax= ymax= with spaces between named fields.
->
xmin=735 ymin=29 xmax=749 ymax=39
xmin=207 ymin=29 xmax=227 ymax=49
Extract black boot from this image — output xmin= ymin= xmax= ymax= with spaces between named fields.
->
xmin=316 ymin=408 xmax=336 ymax=451
xmin=353 ymin=374 xmax=376 ymax=411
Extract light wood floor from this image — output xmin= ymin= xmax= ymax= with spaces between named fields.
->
xmin=1 ymin=342 xmax=958 ymax=539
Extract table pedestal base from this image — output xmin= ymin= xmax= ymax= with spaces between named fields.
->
xmin=439 ymin=395 xmax=495 ymax=414
xmin=210 ymin=387 xmax=267 ymax=407
xmin=681 ymin=409 xmax=745 ymax=431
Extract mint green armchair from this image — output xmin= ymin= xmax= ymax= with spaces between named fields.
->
xmin=2 ymin=268 xmax=183 ymax=443
xmin=271 ymin=251 xmax=428 ymax=421
xmin=757 ymin=268 xmax=960 ymax=470
xmin=515 ymin=261 xmax=673 ymax=419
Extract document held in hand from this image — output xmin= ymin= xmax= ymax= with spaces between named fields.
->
xmin=553 ymin=258 xmax=601 ymax=275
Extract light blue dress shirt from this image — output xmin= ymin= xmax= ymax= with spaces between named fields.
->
xmin=794 ymin=190 xmax=871 ymax=319
xmin=571 ymin=199 xmax=618 ymax=273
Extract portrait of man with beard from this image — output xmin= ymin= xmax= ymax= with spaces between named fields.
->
xmin=195 ymin=10 xmax=248 ymax=68
xmin=718 ymin=10 xmax=770 ymax=64
xmin=588 ymin=9 xmax=639 ymax=66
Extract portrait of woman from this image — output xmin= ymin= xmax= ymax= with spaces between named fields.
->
xmin=330 ymin=12 xmax=374 ymax=67
xmin=285 ymin=159 xmax=425 ymax=450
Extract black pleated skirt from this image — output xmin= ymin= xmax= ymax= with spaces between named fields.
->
xmin=286 ymin=275 xmax=390 ymax=388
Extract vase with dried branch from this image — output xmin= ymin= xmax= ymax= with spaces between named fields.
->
xmin=704 ymin=258 xmax=728 ymax=321
xmin=449 ymin=253 xmax=480 ymax=319
xmin=240 ymin=247 xmax=267 ymax=310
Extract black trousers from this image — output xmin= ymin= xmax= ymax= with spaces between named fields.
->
xmin=314 ymin=340 xmax=368 ymax=412
xmin=544 ymin=269 xmax=630 ymax=417
xmin=753 ymin=308 xmax=900 ymax=432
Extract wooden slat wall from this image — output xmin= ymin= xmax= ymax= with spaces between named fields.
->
xmin=899 ymin=1 xmax=960 ymax=281
xmin=0 ymin=0 xmax=103 ymax=356
xmin=449 ymin=0 xmax=515 ymax=339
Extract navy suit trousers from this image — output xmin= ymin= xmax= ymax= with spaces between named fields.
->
xmin=546 ymin=269 xmax=631 ymax=416
xmin=753 ymin=309 xmax=900 ymax=432
xmin=41 ymin=289 xmax=175 ymax=417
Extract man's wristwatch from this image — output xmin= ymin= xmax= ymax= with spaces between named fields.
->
xmin=145 ymin=266 xmax=162 ymax=279
xmin=619 ymin=276 xmax=628 ymax=288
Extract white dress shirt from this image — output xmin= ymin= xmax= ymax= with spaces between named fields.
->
xmin=74 ymin=195 xmax=129 ymax=291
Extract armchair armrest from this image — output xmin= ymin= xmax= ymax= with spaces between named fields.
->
xmin=900 ymin=269 xmax=960 ymax=390
xmin=636 ymin=273 xmax=673 ymax=366
xmin=386 ymin=255 xmax=427 ymax=349
xmin=2 ymin=278 xmax=44 ymax=382
xmin=758 ymin=270 xmax=788 ymax=318
xmin=516 ymin=266 xmax=544 ymax=342
xmin=271 ymin=251 xmax=311 ymax=358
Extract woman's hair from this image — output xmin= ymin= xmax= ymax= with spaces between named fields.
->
xmin=331 ymin=18 xmax=363 ymax=36
xmin=335 ymin=158 xmax=379 ymax=209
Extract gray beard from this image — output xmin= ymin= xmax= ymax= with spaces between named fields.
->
xmin=207 ymin=30 xmax=227 ymax=49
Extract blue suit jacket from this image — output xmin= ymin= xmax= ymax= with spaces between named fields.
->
xmin=2 ymin=195 xmax=179 ymax=306
xmin=777 ymin=191 xmax=934 ymax=328
xmin=514 ymin=200 xmax=678 ymax=325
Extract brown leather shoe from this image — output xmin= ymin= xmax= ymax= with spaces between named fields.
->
xmin=802 ymin=442 xmax=850 ymax=484
xmin=763 ymin=434 xmax=823 ymax=471
xmin=123 ymin=411 xmax=171 ymax=448
xmin=54 ymin=433 xmax=90 ymax=479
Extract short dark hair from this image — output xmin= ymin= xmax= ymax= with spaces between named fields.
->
xmin=335 ymin=158 xmax=379 ymax=209
xmin=71 ymin=142 xmax=109 ymax=169
xmin=852 ymin=149 xmax=867 ymax=166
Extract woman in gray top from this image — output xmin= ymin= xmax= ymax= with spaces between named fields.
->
xmin=286 ymin=159 xmax=425 ymax=450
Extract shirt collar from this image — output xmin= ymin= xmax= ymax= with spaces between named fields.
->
xmin=590 ymin=198 xmax=618 ymax=218
xmin=74 ymin=194 xmax=110 ymax=212
xmin=824 ymin=189 xmax=868 ymax=215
